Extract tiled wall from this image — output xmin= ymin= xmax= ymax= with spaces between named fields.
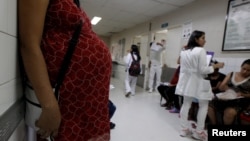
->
xmin=0 ymin=0 xmax=25 ymax=140
xmin=214 ymin=57 xmax=248 ymax=75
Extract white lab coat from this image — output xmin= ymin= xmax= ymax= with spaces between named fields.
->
xmin=175 ymin=47 xmax=214 ymax=100
xmin=176 ymin=47 xmax=214 ymax=133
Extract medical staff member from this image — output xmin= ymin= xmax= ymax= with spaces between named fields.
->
xmin=148 ymin=39 xmax=166 ymax=93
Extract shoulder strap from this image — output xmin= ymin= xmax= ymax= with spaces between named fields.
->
xmin=54 ymin=21 xmax=82 ymax=100
xmin=230 ymin=72 xmax=233 ymax=78
xmin=131 ymin=53 xmax=136 ymax=61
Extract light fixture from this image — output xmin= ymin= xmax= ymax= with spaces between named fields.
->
xmin=156 ymin=29 xmax=168 ymax=33
xmin=91 ymin=16 xmax=102 ymax=25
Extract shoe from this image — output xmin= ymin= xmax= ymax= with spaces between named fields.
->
xmin=169 ymin=107 xmax=180 ymax=113
xmin=192 ymin=130 xmax=207 ymax=141
xmin=160 ymin=103 xmax=168 ymax=107
xmin=110 ymin=122 xmax=116 ymax=129
xmin=148 ymin=89 xmax=153 ymax=93
xmin=125 ymin=92 xmax=131 ymax=97
xmin=165 ymin=105 xmax=172 ymax=110
xmin=165 ymin=103 xmax=173 ymax=110
xmin=180 ymin=128 xmax=192 ymax=137
xmin=131 ymin=93 xmax=135 ymax=96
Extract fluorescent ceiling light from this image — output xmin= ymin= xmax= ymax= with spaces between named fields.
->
xmin=91 ymin=16 xmax=102 ymax=25
xmin=156 ymin=29 xmax=168 ymax=33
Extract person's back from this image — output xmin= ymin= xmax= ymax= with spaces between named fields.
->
xmin=124 ymin=45 xmax=141 ymax=97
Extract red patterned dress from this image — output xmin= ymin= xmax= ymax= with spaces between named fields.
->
xmin=40 ymin=0 xmax=111 ymax=140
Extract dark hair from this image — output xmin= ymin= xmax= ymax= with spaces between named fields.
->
xmin=210 ymin=60 xmax=219 ymax=72
xmin=241 ymin=59 xmax=250 ymax=67
xmin=131 ymin=44 xmax=141 ymax=61
xmin=186 ymin=30 xmax=205 ymax=49
xmin=149 ymin=42 xmax=153 ymax=47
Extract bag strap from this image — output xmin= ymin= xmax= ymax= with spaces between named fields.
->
xmin=54 ymin=21 xmax=82 ymax=100
xmin=131 ymin=53 xmax=136 ymax=61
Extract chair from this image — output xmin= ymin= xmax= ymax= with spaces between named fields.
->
xmin=159 ymin=67 xmax=177 ymax=105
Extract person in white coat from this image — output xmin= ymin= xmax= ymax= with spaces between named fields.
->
xmin=175 ymin=30 xmax=224 ymax=140
xmin=148 ymin=39 xmax=166 ymax=93
xmin=124 ymin=44 xmax=141 ymax=97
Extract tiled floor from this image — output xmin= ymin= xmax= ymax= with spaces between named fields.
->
xmin=109 ymin=78 xmax=196 ymax=141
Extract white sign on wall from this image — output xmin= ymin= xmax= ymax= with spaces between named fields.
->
xmin=222 ymin=0 xmax=250 ymax=51
xmin=182 ymin=21 xmax=192 ymax=40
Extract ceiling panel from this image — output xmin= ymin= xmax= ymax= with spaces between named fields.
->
xmin=80 ymin=0 xmax=196 ymax=36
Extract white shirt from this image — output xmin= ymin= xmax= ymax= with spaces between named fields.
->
xmin=149 ymin=42 xmax=165 ymax=66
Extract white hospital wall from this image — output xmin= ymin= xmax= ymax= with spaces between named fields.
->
xmin=0 ymin=0 xmax=25 ymax=140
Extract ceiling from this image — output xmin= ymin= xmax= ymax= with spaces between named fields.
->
xmin=80 ymin=0 xmax=196 ymax=37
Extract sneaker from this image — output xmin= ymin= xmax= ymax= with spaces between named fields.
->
xmin=169 ymin=107 xmax=180 ymax=113
xmin=125 ymin=92 xmax=131 ymax=97
xmin=110 ymin=122 xmax=116 ymax=129
xmin=192 ymin=130 xmax=207 ymax=141
xmin=148 ymin=89 xmax=153 ymax=93
xmin=180 ymin=128 xmax=192 ymax=137
xmin=160 ymin=103 xmax=168 ymax=107
xmin=165 ymin=105 xmax=172 ymax=110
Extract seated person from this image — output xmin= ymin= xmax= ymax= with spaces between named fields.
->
xmin=208 ymin=65 xmax=226 ymax=94
xmin=207 ymin=59 xmax=250 ymax=125
xmin=157 ymin=66 xmax=181 ymax=112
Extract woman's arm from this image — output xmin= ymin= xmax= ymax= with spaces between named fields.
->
xmin=212 ymin=81 xmax=222 ymax=91
xmin=19 ymin=0 xmax=61 ymax=138
xmin=198 ymin=48 xmax=224 ymax=74
xmin=219 ymin=73 xmax=231 ymax=91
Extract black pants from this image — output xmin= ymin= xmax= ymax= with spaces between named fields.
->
xmin=109 ymin=100 xmax=116 ymax=119
xmin=157 ymin=85 xmax=181 ymax=109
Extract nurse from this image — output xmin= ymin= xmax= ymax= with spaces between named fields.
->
xmin=175 ymin=30 xmax=224 ymax=141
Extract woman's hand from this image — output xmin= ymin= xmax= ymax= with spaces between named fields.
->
xmin=36 ymin=100 xmax=61 ymax=139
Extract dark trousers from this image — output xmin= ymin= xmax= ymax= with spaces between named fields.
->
xmin=157 ymin=85 xmax=181 ymax=109
xmin=109 ymin=100 xmax=116 ymax=119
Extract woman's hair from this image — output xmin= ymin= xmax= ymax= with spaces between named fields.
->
xmin=130 ymin=44 xmax=141 ymax=61
xmin=186 ymin=30 xmax=205 ymax=50
xmin=241 ymin=59 xmax=250 ymax=67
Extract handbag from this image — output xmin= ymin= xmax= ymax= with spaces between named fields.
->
xmin=24 ymin=21 xmax=82 ymax=130
xmin=240 ymin=109 xmax=250 ymax=123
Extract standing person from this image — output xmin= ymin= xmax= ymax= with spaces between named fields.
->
xmin=175 ymin=30 xmax=224 ymax=140
xmin=124 ymin=45 xmax=141 ymax=97
xmin=148 ymin=39 xmax=166 ymax=93
xmin=19 ymin=0 xmax=112 ymax=141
